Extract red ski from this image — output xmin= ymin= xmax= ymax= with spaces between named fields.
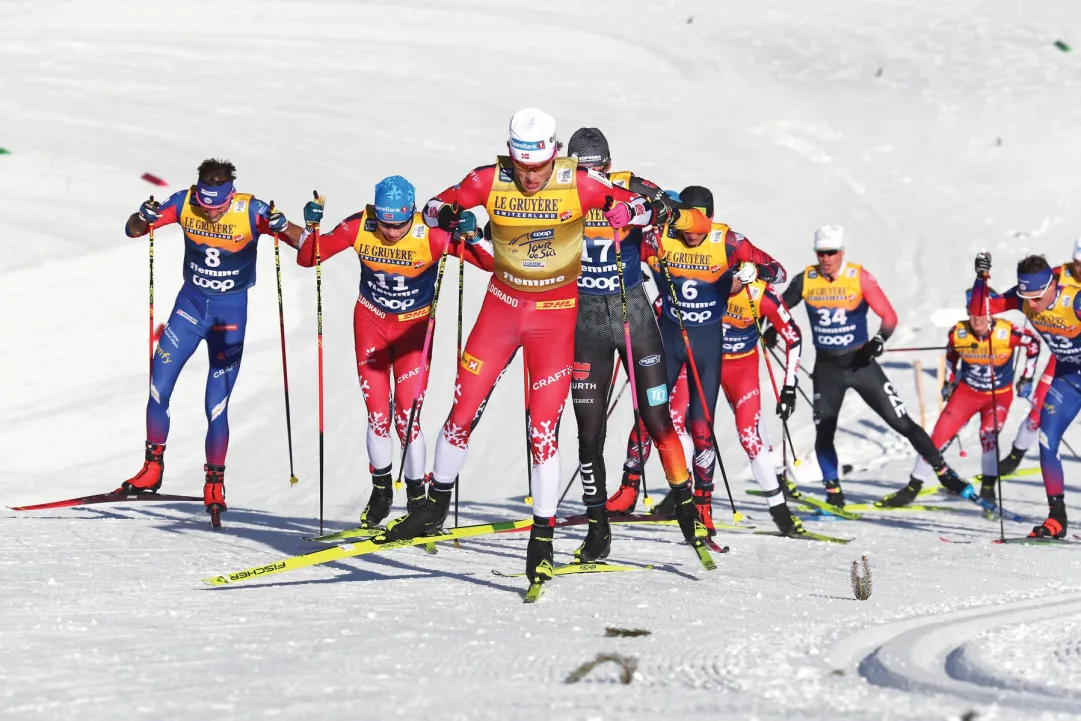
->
xmin=9 ymin=492 xmax=203 ymax=512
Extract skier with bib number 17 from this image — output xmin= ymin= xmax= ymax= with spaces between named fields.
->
xmin=119 ymin=159 xmax=305 ymax=526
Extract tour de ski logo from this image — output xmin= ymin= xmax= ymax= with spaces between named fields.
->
xmin=509 ymin=229 xmax=557 ymax=261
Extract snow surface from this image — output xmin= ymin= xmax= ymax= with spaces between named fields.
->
xmin=4 ymin=0 xmax=1081 ymax=719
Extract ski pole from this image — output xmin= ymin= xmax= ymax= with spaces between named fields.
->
xmin=767 ymin=345 xmax=814 ymax=407
xmin=981 ymin=277 xmax=1006 ymax=542
xmin=313 ymin=191 xmax=327 ymax=535
xmin=607 ymin=199 xmax=652 ymax=509
xmin=557 ymin=373 xmax=630 ymax=506
xmin=270 ymin=201 xmax=299 ymax=487
xmin=655 ymin=251 xmax=742 ymax=523
xmin=523 ymin=349 xmax=533 ymax=506
xmin=744 ymin=284 xmax=803 ymax=468
xmin=148 ymin=200 xmax=155 ymax=389
xmin=396 ymin=243 xmax=452 ymax=491
xmin=454 ymin=249 xmax=464 ymax=528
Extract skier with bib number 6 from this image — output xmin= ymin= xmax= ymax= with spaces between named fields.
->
xmin=120 ymin=159 xmax=304 ymax=524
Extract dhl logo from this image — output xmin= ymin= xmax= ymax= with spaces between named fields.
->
xmin=536 ymin=299 xmax=576 ymax=310
xmin=398 ymin=307 xmax=430 ymax=322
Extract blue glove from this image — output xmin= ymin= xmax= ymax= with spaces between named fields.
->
xmin=138 ymin=197 xmax=161 ymax=223
xmin=303 ymin=200 xmax=324 ymax=227
xmin=454 ymin=210 xmax=481 ymax=244
xmin=267 ymin=206 xmax=289 ymax=233
xmin=1016 ymin=377 xmax=1033 ymax=400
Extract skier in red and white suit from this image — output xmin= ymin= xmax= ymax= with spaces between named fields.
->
xmin=387 ymin=108 xmax=705 ymax=584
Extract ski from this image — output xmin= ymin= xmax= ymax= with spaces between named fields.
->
xmin=557 ymin=512 xmax=753 ymax=532
xmin=852 ymin=503 xmax=953 ymax=512
xmin=692 ymin=540 xmax=717 ymax=570
xmin=201 ymin=518 xmax=533 ymax=586
xmin=918 ymin=468 xmax=1042 ymax=498
xmin=9 ymin=491 xmax=203 ymax=512
xmin=303 ymin=527 xmax=385 ymax=542
xmin=992 ymin=537 xmax=1076 ymax=546
xmin=968 ymin=496 xmax=1027 ymax=524
xmin=492 ymin=561 xmax=654 ymax=578
xmin=705 ymin=538 xmax=730 ymax=553
xmin=746 ymin=489 xmax=861 ymax=520
xmin=755 ymin=529 xmax=852 ymax=544
xmin=523 ymin=582 xmax=545 ymax=603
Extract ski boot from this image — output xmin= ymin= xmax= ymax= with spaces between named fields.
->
xmin=769 ymin=502 xmax=803 ymax=536
xmin=203 ymin=463 xmax=226 ymax=528
xmin=694 ymin=488 xmax=715 ymax=537
xmin=526 ymin=516 xmax=555 ymax=585
xmin=998 ymin=446 xmax=1025 ymax=477
xmin=605 ymin=467 xmax=641 ymax=514
xmin=934 ymin=463 xmax=973 ymax=496
xmin=778 ymin=472 xmax=801 ymax=499
xmin=405 ymin=478 xmax=428 ymax=514
xmin=877 ymin=477 xmax=923 ymax=508
xmin=384 ymin=479 xmax=451 ymax=540
xmin=823 ymin=479 xmax=846 ymax=509
xmin=360 ymin=465 xmax=393 ymax=527
xmin=1029 ymin=494 xmax=1068 ymax=539
xmin=118 ymin=441 xmax=165 ymax=493
xmin=575 ymin=505 xmax=611 ymax=563
xmin=650 ymin=488 xmax=679 ymax=517
xmin=979 ymin=477 xmax=997 ymax=520
xmin=670 ymin=482 xmax=707 ymax=545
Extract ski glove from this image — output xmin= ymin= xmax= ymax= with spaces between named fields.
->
xmin=604 ymin=199 xmax=633 ymax=230
xmin=1016 ymin=376 xmax=1033 ymax=400
xmin=267 ymin=206 xmax=289 ymax=233
xmin=975 ymin=251 xmax=992 ymax=278
xmin=138 ymin=197 xmax=161 ymax=223
xmin=734 ymin=262 xmax=758 ymax=285
xmin=436 ymin=203 xmax=461 ymax=232
xmin=777 ymin=385 xmax=797 ymax=421
xmin=941 ymin=380 xmax=957 ymax=403
xmin=851 ymin=334 xmax=885 ymax=370
xmin=650 ymin=196 xmax=680 ymax=227
xmin=303 ymin=200 xmax=324 ymax=227
xmin=455 ymin=211 xmax=482 ymax=245
xmin=761 ymin=323 xmax=779 ymax=350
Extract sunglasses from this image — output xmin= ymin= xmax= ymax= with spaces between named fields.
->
xmin=816 ymin=249 xmax=841 ymax=257
xmin=376 ymin=218 xmax=411 ymax=231
xmin=512 ymin=157 xmax=554 ymax=172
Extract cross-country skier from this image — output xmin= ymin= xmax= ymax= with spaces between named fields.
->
xmin=880 ymin=287 xmax=1040 ymax=507
xmin=120 ymin=159 xmax=303 ymax=523
xmin=969 ymin=252 xmax=1081 ymax=538
xmin=997 ymin=239 xmax=1081 ymax=475
xmin=383 ymin=108 xmax=685 ymax=586
xmin=563 ymin=127 xmax=712 ymax=561
xmin=638 ymin=186 xmax=788 ymax=531
xmin=626 ymin=273 xmax=804 ymax=533
xmin=766 ymin=225 xmax=974 ymax=507
xmin=294 ymin=177 xmax=491 ymax=527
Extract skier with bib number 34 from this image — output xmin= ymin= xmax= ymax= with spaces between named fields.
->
xmin=119 ymin=159 xmax=305 ymax=526
xmin=766 ymin=225 xmax=976 ymax=509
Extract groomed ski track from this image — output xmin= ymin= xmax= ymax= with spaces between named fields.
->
xmin=5 ymin=0 xmax=1081 ymax=719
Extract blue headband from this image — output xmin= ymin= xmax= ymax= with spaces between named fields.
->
xmin=1017 ymin=268 xmax=1054 ymax=298
xmin=195 ymin=180 xmax=235 ymax=209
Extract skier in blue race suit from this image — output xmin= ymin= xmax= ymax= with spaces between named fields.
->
xmin=119 ymin=159 xmax=304 ymax=522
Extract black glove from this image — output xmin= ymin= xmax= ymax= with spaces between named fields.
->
xmin=975 ymin=251 xmax=992 ymax=278
xmin=437 ymin=203 xmax=461 ymax=232
xmin=851 ymin=334 xmax=885 ymax=370
xmin=941 ymin=380 xmax=957 ymax=403
xmin=761 ymin=324 xmax=779 ymax=350
xmin=777 ymin=385 xmax=797 ymax=421
xmin=650 ymin=197 xmax=681 ymax=227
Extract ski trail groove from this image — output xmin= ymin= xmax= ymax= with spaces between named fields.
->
xmin=830 ymin=591 xmax=1081 ymax=712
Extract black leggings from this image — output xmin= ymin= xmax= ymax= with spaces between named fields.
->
xmin=573 ymin=287 xmax=688 ymax=505
xmin=812 ymin=353 xmax=944 ymax=481
xmin=658 ymin=319 xmax=723 ymax=490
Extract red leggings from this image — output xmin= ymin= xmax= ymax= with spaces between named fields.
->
xmin=432 ymin=279 xmax=577 ymax=517
xmin=354 ymin=298 xmax=431 ymax=479
xmin=913 ymin=382 xmax=1012 ymax=481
